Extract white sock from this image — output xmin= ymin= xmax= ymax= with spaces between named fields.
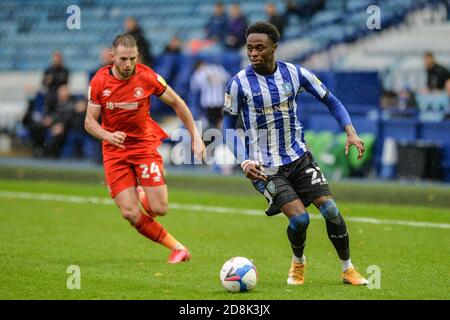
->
xmin=292 ymin=254 xmax=306 ymax=264
xmin=341 ymin=258 xmax=353 ymax=272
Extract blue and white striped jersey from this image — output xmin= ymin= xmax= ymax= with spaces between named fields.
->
xmin=224 ymin=61 xmax=328 ymax=168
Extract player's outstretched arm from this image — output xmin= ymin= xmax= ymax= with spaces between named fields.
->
xmin=159 ymin=85 xmax=205 ymax=160
xmin=84 ymin=104 xmax=126 ymax=148
xmin=322 ymin=92 xmax=365 ymax=160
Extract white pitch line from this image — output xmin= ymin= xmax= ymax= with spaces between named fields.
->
xmin=1 ymin=191 xmax=450 ymax=230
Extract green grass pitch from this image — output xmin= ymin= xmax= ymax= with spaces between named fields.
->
xmin=0 ymin=178 xmax=449 ymax=300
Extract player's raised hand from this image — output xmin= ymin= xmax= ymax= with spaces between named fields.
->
xmin=241 ymin=160 xmax=267 ymax=181
xmin=345 ymin=133 xmax=365 ymax=160
xmin=107 ymin=131 xmax=126 ymax=148
xmin=192 ymin=136 xmax=206 ymax=161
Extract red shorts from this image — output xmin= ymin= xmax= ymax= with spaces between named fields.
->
xmin=103 ymin=148 xmax=165 ymax=198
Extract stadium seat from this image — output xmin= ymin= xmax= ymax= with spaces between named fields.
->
xmin=418 ymin=121 xmax=450 ymax=144
xmin=345 ymin=104 xmax=378 ymax=115
xmin=416 ymin=94 xmax=449 ymax=113
xmin=380 ymin=118 xmax=418 ymax=143
xmin=304 ymin=113 xmax=341 ymax=133
xmin=351 ymin=115 xmax=378 ymax=134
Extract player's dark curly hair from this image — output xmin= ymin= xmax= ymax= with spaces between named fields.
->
xmin=245 ymin=22 xmax=280 ymax=44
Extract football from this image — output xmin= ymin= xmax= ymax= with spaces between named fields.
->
xmin=220 ymin=257 xmax=258 ymax=292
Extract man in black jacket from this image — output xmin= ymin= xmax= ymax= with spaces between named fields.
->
xmin=124 ymin=17 xmax=154 ymax=66
xmin=42 ymin=51 xmax=69 ymax=111
xmin=424 ymin=51 xmax=450 ymax=91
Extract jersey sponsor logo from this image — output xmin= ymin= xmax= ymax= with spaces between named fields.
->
xmin=255 ymin=100 xmax=293 ymax=116
xmin=134 ymin=87 xmax=144 ymax=98
xmin=105 ymin=102 xmax=139 ymax=110
xmin=102 ymin=89 xmax=111 ymax=97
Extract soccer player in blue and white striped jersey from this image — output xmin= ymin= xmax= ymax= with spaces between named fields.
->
xmin=223 ymin=22 xmax=368 ymax=286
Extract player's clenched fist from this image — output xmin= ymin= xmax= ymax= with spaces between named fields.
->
xmin=241 ymin=160 xmax=267 ymax=181
xmin=107 ymin=131 xmax=127 ymax=148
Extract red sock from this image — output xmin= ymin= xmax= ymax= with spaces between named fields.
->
xmin=134 ymin=213 xmax=167 ymax=243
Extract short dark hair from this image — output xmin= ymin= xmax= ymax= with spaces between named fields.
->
xmin=112 ymin=33 xmax=137 ymax=50
xmin=424 ymin=51 xmax=434 ymax=58
xmin=246 ymin=21 xmax=280 ymax=44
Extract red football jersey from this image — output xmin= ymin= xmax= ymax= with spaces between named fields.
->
xmin=88 ymin=63 xmax=169 ymax=155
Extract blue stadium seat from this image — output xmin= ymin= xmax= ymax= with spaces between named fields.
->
xmin=303 ymin=113 xmax=341 ymax=133
xmin=418 ymin=121 xmax=450 ymax=144
xmin=345 ymin=104 xmax=378 ymax=115
xmin=417 ymin=121 xmax=450 ymax=182
xmin=334 ymin=72 xmax=381 ymax=106
xmin=380 ymin=118 xmax=418 ymax=143
xmin=416 ymin=94 xmax=449 ymax=113
xmin=351 ymin=115 xmax=378 ymax=134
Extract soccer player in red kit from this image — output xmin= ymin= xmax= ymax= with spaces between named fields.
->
xmin=85 ymin=34 xmax=205 ymax=263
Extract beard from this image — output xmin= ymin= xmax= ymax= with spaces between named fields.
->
xmin=117 ymin=65 xmax=135 ymax=78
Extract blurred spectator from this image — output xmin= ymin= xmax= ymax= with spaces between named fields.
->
xmin=397 ymin=88 xmax=418 ymax=111
xmin=445 ymin=0 xmax=450 ymax=21
xmin=22 ymin=92 xmax=46 ymax=156
xmin=446 ymin=78 xmax=450 ymax=97
xmin=89 ymin=47 xmax=113 ymax=81
xmin=424 ymin=51 xmax=450 ymax=91
xmin=42 ymin=51 xmax=69 ymax=112
xmin=25 ymin=85 xmax=76 ymax=158
xmin=61 ymin=99 xmax=101 ymax=162
xmin=284 ymin=0 xmax=325 ymax=21
xmin=380 ymin=88 xmax=418 ymax=118
xmin=205 ymin=2 xmax=228 ymax=44
xmin=225 ymin=3 xmax=248 ymax=49
xmin=190 ymin=60 xmax=230 ymax=131
xmin=159 ymin=36 xmax=184 ymax=91
xmin=41 ymin=84 xmax=76 ymax=158
xmin=445 ymin=79 xmax=450 ymax=119
xmin=380 ymin=90 xmax=399 ymax=110
xmin=164 ymin=36 xmax=183 ymax=54
xmin=265 ymin=2 xmax=285 ymax=38
xmin=124 ymin=16 xmax=153 ymax=66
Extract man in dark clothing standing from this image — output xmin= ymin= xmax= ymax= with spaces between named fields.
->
xmin=205 ymin=2 xmax=228 ymax=45
xmin=124 ymin=17 xmax=153 ymax=66
xmin=424 ymin=51 xmax=450 ymax=91
xmin=42 ymin=51 xmax=69 ymax=112
xmin=225 ymin=3 xmax=248 ymax=49
xmin=265 ymin=2 xmax=285 ymax=39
